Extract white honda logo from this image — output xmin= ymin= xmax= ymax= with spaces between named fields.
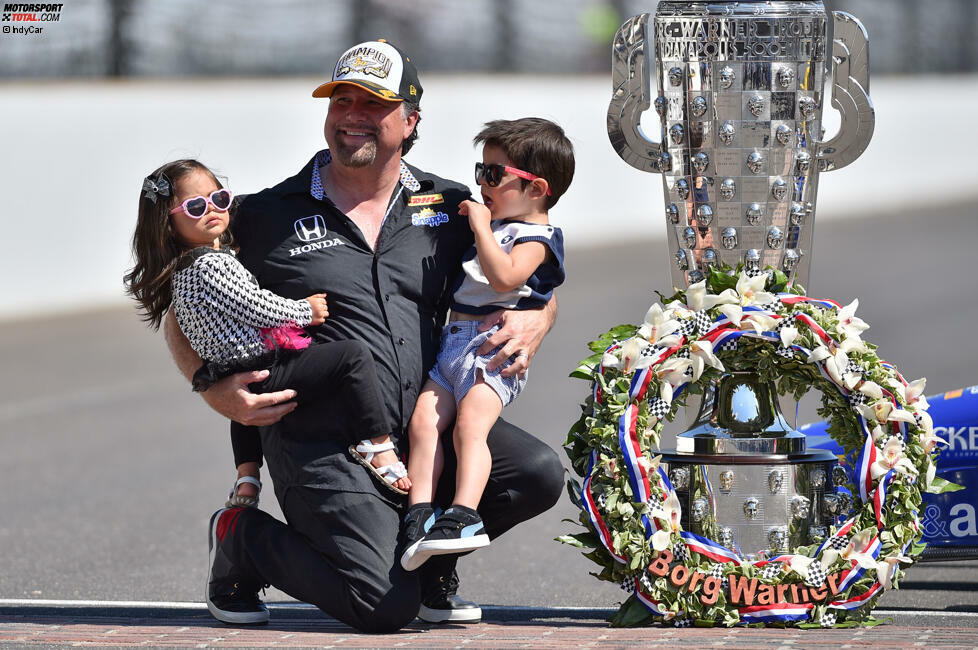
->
xmin=295 ymin=215 xmax=327 ymax=242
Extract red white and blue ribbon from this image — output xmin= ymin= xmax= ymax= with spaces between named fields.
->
xmin=618 ymin=402 xmax=651 ymax=504
xmin=828 ymin=581 xmax=883 ymax=611
xmin=581 ymin=451 xmax=626 ymax=564
xmin=680 ymin=530 xmax=743 ymax=565
xmin=739 ymin=602 xmax=814 ymax=623
xmin=855 ymin=429 xmax=878 ymax=504
xmin=873 ymin=469 xmax=897 ymax=529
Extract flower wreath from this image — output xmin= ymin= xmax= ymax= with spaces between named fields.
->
xmin=560 ymin=266 xmax=956 ymax=628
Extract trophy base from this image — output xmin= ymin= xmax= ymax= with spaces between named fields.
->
xmin=659 ymin=449 xmax=840 ymax=559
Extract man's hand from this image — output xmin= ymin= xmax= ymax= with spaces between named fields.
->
xmin=201 ymin=369 xmax=298 ymax=426
xmin=164 ymin=309 xmax=298 ymax=426
xmin=477 ymin=298 xmax=557 ymax=378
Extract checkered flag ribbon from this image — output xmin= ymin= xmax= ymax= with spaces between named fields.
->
xmin=718 ymin=339 xmax=738 ymax=352
xmin=640 ymin=344 xmax=662 ymax=359
xmin=844 ymin=360 xmax=864 ymax=377
xmin=639 ymin=573 xmax=654 ymax=592
xmin=709 ymin=563 xmax=726 ymax=580
xmin=672 ymin=618 xmax=692 ymax=627
xmin=647 ymin=492 xmax=663 ymax=510
xmin=620 ymin=574 xmax=636 ymax=593
xmin=776 ymin=345 xmax=795 ymax=359
xmin=694 ymin=311 xmax=714 ymax=335
xmin=648 ymin=396 xmax=671 ymax=419
xmin=745 ymin=266 xmax=763 ymax=278
xmin=913 ymin=412 xmax=924 ymax=427
xmin=760 ymin=562 xmax=784 ymax=581
xmin=848 ymin=391 xmax=869 ymax=407
xmin=680 ymin=318 xmax=697 ymax=336
xmin=775 ymin=313 xmax=797 ymax=331
xmin=819 ymin=611 xmax=838 ymax=628
xmin=675 ymin=347 xmax=691 ymax=359
xmin=672 ymin=541 xmax=689 ymax=564
xmin=805 ymin=561 xmax=828 ymax=588
xmin=826 ymin=534 xmax=850 ymax=551
xmin=760 ymin=297 xmax=785 ymax=313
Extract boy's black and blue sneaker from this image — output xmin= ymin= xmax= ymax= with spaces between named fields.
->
xmin=206 ymin=508 xmax=270 ymax=625
xmin=400 ymin=502 xmax=439 ymax=571
xmin=403 ymin=505 xmax=489 ymax=571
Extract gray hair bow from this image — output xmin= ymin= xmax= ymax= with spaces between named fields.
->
xmin=142 ymin=172 xmax=172 ymax=204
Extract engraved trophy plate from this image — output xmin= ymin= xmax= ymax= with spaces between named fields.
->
xmin=607 ymin=1 xmax=874 ymax=558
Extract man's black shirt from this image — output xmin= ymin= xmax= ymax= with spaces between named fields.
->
xmin=232 ymin=152 xmax=472 ymax=494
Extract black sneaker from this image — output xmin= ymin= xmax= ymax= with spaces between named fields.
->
xmin=206 ymin=508 xmax=270 ymax=625
xmin=409 ymin=506 xmax=489 ymax=570
xmin=418 ymin=569 xmax=482 ymax=624
xmin=400 ymin=502 xmax=439 ymax=571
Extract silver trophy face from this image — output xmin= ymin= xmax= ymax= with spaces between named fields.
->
xmin=607 ymin=1 xmax=875 ymax=290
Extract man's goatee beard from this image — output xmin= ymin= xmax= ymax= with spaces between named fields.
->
xmin=334 ymin=142 xmax=377 ymax=168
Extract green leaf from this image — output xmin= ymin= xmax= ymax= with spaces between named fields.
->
xmin=555 ymin=531 xmax=600 ymax=549
xmin=571 ymin=352 xmax=603 ymax=380
xmin=609 ymin=595 xmax=654 ymax=627
xmin=925 ymin=477 xmax=965 ymax=494
xmin=708 ymin=267 xmax=738 ymax=293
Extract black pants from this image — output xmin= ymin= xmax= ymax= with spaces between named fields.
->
xmin=221 ymin=418 xmax=565 ymax=633
xmin=230 ymin=339 xmax=391 ymax=467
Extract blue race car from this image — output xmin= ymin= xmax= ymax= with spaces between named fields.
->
xmin=802 ymin=385 xmax=978 ymax=561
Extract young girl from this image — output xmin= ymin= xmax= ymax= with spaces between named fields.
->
xmin=399 ymin=119 xmax=574 ymax=571
xmin=124 ymin=159 xmax=410 ymax=505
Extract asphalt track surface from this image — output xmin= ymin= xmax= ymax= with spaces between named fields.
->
xmin=1 ymin=202 xmax=976 ymax=632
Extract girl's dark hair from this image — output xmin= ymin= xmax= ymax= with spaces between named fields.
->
xmin=473 ymin=117 xmax=575 ymax=210
xmin=123 ymin=159 xmax=232 ymax=329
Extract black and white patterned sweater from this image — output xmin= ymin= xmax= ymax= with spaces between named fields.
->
xmin=171 ymin=247 xmax=312 ymax=364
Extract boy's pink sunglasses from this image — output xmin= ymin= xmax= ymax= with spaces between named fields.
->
xmin=169 ymin=189 xmax=233 ymax=219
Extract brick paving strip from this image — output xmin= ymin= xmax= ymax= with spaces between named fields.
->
xmin=0 ymin=603 xmax=976 ymax=648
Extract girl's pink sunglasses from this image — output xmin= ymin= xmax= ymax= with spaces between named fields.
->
xmin=169 ymin=189 xmax=233 ymax=219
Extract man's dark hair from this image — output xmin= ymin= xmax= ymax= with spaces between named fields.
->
xmin=473 ymin=117 xmax=575 ymax=210
xmin=402 ymin=101 xmax=421 ymax=155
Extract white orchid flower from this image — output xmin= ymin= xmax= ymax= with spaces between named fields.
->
xmin=823 ymin=348 xmax=862 ymax=390
xmin=788 ymin=554 xmax=818 ymax=576
xmin=609 ymin=336 xmax=653 ymax=374
xmin=839 ymin=335 xmax=868 ymax=354
xmin=858 ymin=380 xmax=884 ymax=401
xmin=807 ymin=345 xmax=831 ymax=364
xmin=918 ymin=412 xmax=946 ymax=454
xmin=655 ymin=356 xmax=693 ymax=404
xmin=875 ymin=554 xmax=911 ymax=591
xmin=714 ymin=272 xmax=776 ymax=326
xmin=888 ymin=377 xmax=929 ymax=411
xmin=665 ymin=300 xmax=694 ymax=320
xmin=638 ymin=454 xmax=663 ymax=476
xmin=925 ymin=457 xmax=937 ymax=489
xmin=650 ymin=492 xmax=683 ymax=551
xmin=741 ymin=311 xmax=778 ymax=335
xmin=837 ymin=299 xmax=870 ymax=339
xmin=686 ymin=280 xmax=738 ymax=312
xmin=638 ymin=304 xmax=683 ymax=348
xmin=820 ymin=528 xmax=878 ymax=571
xmin=870 ymin=436 xmax=918 ymax=480
xmin=688 ymin=340 xmax=725 ymax=381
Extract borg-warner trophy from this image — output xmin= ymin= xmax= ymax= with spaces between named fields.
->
xmin=608 ymin=1 xmax=874 ymax=559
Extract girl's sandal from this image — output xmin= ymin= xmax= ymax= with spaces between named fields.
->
xmin=349 ymin=440 xmax=409 ymax=496
xmin=225 ymin=475 xmax=262 ymax=508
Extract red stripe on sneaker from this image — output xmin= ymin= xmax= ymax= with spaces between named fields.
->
xmin=216 ymin=509 xmax=241 ymax=543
